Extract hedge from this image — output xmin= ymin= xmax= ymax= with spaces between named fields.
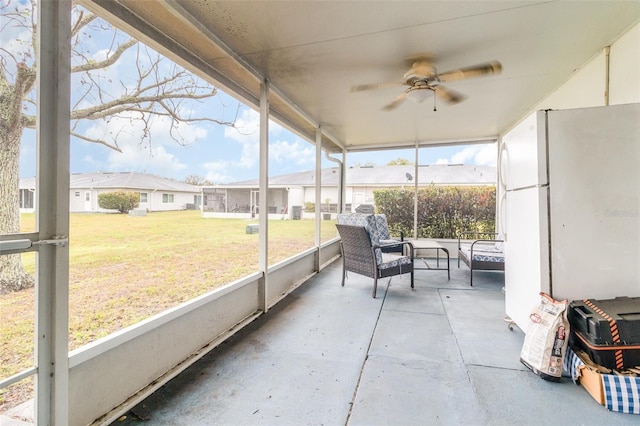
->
xmin=98 ymin=191 xmax=140 ymax=214
xmin=373 ymin=186 xmax=496 ymax=239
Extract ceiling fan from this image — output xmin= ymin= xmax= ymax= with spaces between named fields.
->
xmin=351 ymin=57 xmax=502 ymax=111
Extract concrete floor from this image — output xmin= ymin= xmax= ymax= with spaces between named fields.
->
xmin=113 ymin=258 xmax=637 ymax=426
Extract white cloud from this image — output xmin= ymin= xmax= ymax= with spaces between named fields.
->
xmin=212 ymin=107 xmax=316 ymax=182
xmin=107 ymin=145 xmax=188 ymax=175
xmin=0 ymin=24 xmax=34 ymax=75
xmin=223 ymin=108 xmax=260 ymax=168
xmin=475 ymin=144 xmax=498 ymax=166
xmin=81 ymin=155 xmax=100 ymax=168
xmin=202 ymin=161 xmax=235 ymax=183
xmin=92 ymin=48 xmax=111 ymax=62
xmin=270 ymin=139 xmax=315 ymax=166
xmin=81 ymin=112 xmax=207 ymax=177
xmin=446 ymin=143 xmax=497 ymax=166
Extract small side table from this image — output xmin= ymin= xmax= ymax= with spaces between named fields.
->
xmin=410 ymin=240 xmax=450 ymax=280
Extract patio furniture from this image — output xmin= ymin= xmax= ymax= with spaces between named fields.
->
xmin=355 ymin=204 xmax=375 ymax=214
xmin=410 ymin=239 xmax=450 ymax=279
xmin=337 ymin=213 xmax=404 ymax=254
xmin=457 ymin=232 xmax=505 ymax=286
xmin=336 ymin=224 xmax=415 ymax=298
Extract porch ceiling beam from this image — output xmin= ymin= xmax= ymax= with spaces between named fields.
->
xmin=83 ymin=0 xmax=259 ymax=106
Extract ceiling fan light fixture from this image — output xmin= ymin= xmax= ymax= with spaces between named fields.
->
xmin=406 ymin=86 xmax=433 ymax=103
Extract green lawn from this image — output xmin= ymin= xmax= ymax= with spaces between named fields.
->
xmin=1 ymin=211 xmax=337 ymax=407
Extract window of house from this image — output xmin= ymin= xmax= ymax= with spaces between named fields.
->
xmin=140 ymin=192 xmax=148 ymax=203
xmin=162 ymin=193 xmax=174 ymax=203
xmin=19 ymin=189 xmax=35 ymax=209
xmin=75 ymin=191 xmax=80 ymax=197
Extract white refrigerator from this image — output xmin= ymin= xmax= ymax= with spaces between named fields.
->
xmin=501 ymin=103 xmax=640 ymax=331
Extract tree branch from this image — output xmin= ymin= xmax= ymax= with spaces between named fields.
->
xmin=71 ymin=38 xmax=137 ymax=73
xmin=70 ymin=89 xmax=220 ymax=121
xmin=71 ymin=10 xmax=97 ymax=38
xmin=70 ymin=130 xmax=122 ymax=152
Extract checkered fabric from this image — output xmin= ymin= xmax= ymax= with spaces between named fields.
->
xmin=603 ymin=374 xmax=640 ymax=414
xmin=374 ymin=214 xmax=391 ymax=239
xmin=379 ymin=252 xmax=412 ymax=270
xmin=565 ymin=347 xmax=640 ymax=414
xmin=564 ymin=347 xmax=582 ymax=384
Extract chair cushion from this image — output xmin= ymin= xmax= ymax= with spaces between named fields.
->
xmin=459 ymin=242 xmax=505 ymax=263
xmin=374 ymin=214 xmax=391 ymax=240
xmin=379 ymin=253 xmax=412 ymax=270
xmin=380 ymin=238 xmax=400 ymax=246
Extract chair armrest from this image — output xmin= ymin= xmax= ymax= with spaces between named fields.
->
xmin=470 ymin=239 xmax=504 ymax=252
xmin=458 ymin=232 xmax=500 ymax=249
xmin=375 ymin=240 xmax=414 ymax=258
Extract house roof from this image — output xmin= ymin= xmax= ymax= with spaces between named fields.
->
xmin=214 ymin=164 xmax=495 ymax=188
xmin=20 ymin=172 xmax=199 ymax=193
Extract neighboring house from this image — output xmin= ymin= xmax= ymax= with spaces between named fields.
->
xmin=19 ymin=172 xmax=201 ymax=213
xmin=202 ymin=164 xmax=496 ymax=219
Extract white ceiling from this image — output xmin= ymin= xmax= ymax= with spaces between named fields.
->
xmin=82 ymin=1 xmax=640 ymax=153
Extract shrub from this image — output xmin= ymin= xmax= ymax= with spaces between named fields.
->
xmin=304 ymin=201 xmax=315 ymax=213
xmin=98 ymin=191 xmax=140 ymax=214
xmin=374 ymin=186 xmax=496 ymax=239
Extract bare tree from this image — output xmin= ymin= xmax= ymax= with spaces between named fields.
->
xmin=184 ymin=174 xmax=214 ymax=186
xmin=0 ymin=0 xmax=239 ymax=292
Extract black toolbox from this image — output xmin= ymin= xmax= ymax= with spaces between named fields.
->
xmin=568 ymin=297 xmax=640 ymax=370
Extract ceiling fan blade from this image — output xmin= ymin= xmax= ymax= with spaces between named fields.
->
xmin=435 ymin=86 xmax=466 ymax=104
xmin=438 ymin=61 xmax=502 ymax=82
xmin=351 ymin=81 xmax=404 ymax=92
xmin=383 ymin=91 xmax=408 ymax=110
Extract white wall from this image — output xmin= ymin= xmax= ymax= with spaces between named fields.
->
xmin=609 ymin=23 xmax=640 ymax=104
xmin=303 ymin=187 xmax=339 ymax=207
xmin=534 ymin=22 xmax=640 ymax=110
xmin=145 ymin=191 xmax=195 ymax=212
xmin=69 ymin=189 xmax=88 ymax=212
xmin=70 ymin=189 xmax=198 ymax=213
xmin=287 ymin=187 xmax=305 ymax=209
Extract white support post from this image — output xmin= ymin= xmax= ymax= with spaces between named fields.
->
xmin=496 ymin=136 xmax=505 ymax=236
xmin=340 ymin=151 xmax=346 ymax=214
xmin=413 ymin=143 xmax=419 ymax=239
xmin=314 ymin=127 xmax=322 ymax=271
xmin=36 ymin=1 xmax=71 ymax=424
xmin=258 ymin=79 xmax=269 ymax=311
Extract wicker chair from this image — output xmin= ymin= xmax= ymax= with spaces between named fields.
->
xmin=337 ymin=213 xmax=403 ymax=254
xmin=336 ymin=224 xmax=415 ymax=298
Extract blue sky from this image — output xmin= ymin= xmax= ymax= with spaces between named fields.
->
xmin=15 ymin=7 xmax=497 ymax=184
xmin=18 ymin=103 xmax=496 ymax=183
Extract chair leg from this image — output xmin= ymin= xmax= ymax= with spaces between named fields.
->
xmin=470 ymin=268 xmax=473 ymax=286
xmin=410 ymin=271 xmax=414 ymax=289
xmin=372 ymin=276 xmax=378 ymax=298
